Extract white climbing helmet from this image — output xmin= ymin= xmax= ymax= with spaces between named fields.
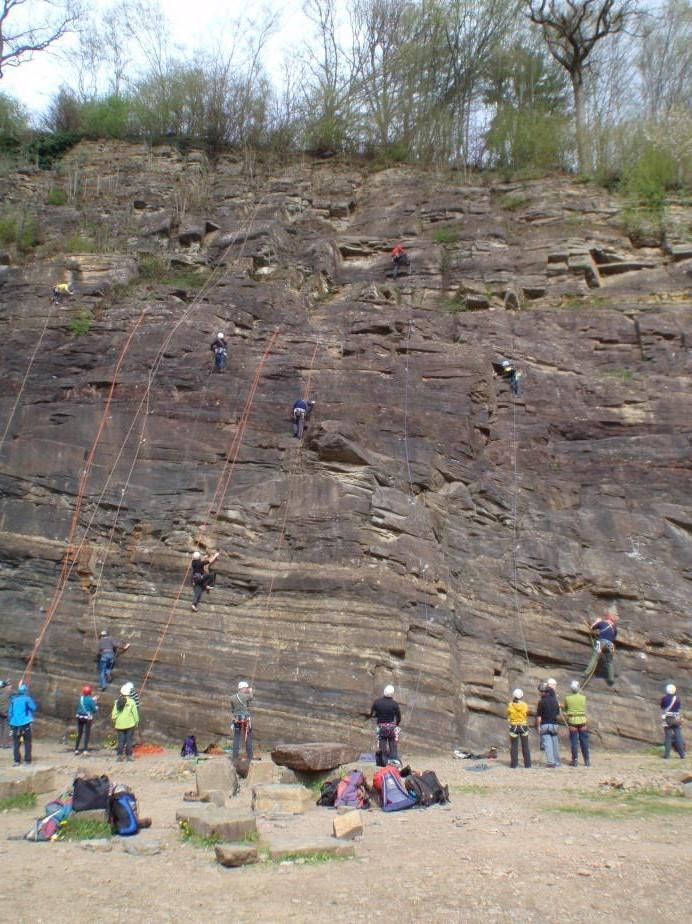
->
xmin=238 ymin=681 xmax=249 ymax=690
xmin=192 ymin=551 xmax=202 ymax=560
xmin=513 ymin=688 xmax=523 ymax=699
xmin=666 ymin=684 xmax=676 ymax=695
xmin=120 ymin=683 xmax=134 ymax=695
xmin=570 ymin=680 xmax=580 ymax=692
xmin=100 ymin=630 xmax=108 ymax=637
xmin=547 ymin=678 xmax=557 ymax=690
xmin=383 ymin=684 xmax=394 ymax=697
xmin=217 ymin=331 xmax=225 ymax=339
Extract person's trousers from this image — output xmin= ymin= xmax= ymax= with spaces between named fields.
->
xmin=117 ymin=727 xmax=135 ymax=757
xmin=193 ymin=572 xmax=216 ymax=606
xmin=232 ymin=723 xmax=253 ymax=760
xmin=0 ymin=715 xmax=8 ymax=747
xmin=12 ymin=724 xmax=32 ymax=763
xmin=293 ymin=410 xmax=305 ymax=438
xmin=568 ymin=726 xmax=590 ymax=765
xmin=378 ymin=734 xmax=399 ymax=764
xmin=664 ymin=724 xmax=686 ymax=758
xmin=509 ymin=728 xmax=531 ymax=768
xmin=540 ymin=725 xmax=560 ymax=766
xmin=98 ymin=653 xmax=115 ymax=690
xmin=75 ymin=718 xmax=92 ymax=752
xmin=584 ymin=645 xmax=615 ymax=685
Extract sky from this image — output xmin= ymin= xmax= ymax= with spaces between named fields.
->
xmin=2 ymin=0 xmax=312 ymax=117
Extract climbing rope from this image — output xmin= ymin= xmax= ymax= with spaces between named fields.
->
xmin=510 ymin=384 xmax=531 ymax=670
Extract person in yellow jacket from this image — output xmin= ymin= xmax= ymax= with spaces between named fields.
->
xmin=507 ymin=688 xmax=531 ymax=768
xmin=51 ymin=282 xmax=73 ymax=304
xmin=563 ymin=680 xmax=590 ymax=767
xmin=111 ymin=684 xmax=139 ymax=762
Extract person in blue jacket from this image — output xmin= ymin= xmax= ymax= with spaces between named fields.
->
xmin=75 ymin=684 xmax=99 ymax=755
xmin=292 ymin=399 xmax=315 ymax=438
xmin=8 ymin=683 xmax=37 ymax=766
xmin=583 ymin=613 xmax=618 ymax=686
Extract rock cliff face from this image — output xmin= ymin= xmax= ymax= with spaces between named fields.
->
xmin=0 ymin=142 xmax=690 ymax=751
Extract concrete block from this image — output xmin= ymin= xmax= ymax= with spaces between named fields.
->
xmin=333 ymin=810 xmax=363 ymax=840
xmin=268 ymin=836 xmax=356 ymax=861
xmin=251 ymin=784 xmax=313 ymax=815
xmin=176 ymin=807 xmax=257 ymax=842
xmin=0 ymin=766 xmax=55 ymax=801
xmin=195 ymin=758 xmax=238 ymax=799
xmin=215 ymin=843 xmax=259 ymax=867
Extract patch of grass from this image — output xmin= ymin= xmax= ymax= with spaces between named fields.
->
xmin=547 ymin=789 xmax=692 ymax=820
xmin=0 ymin=792 xmax=38 ymax=811
xmin=64 ymin=231 xmax=93 ymax=253
xmin=501 ymin=193 xmax=529 ymax=212
xmin=0 ymin=211 xmax=40 ymax=252
xmin=242 ymin=829 xmax=260 ymax=843
xmin=138 ymin=254 xmax=169 ymax=281
xmin=47 ymin=188 xmax=68 ymax=206
xmin=61 ymin=814 xmax=111 ymax=840
xmin=606 ymin=367 xmax=634 ymax=383
xmin=276 ymin=851 xmax=347 ymax=865
xmin=434 ymin=227 xmax=459 ymax=245
xmin=167 ymin=268 xmax=211 ymax=290
xmin=449 ymin=784 xmax=491 ymax=795
xmin=178 ymin=819 xmax=220 ymax=848
xmin=439 ymin=296 xmax=466 ymax=314
xmin=69 ymin=308 xmax=93 ymax=337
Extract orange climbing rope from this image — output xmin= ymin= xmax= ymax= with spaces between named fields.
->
xmin=139 ymin=328 xmax=281 ymax=695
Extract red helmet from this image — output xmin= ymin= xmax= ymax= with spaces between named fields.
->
xmin=81 ymin=684 xmax=92 ymax=695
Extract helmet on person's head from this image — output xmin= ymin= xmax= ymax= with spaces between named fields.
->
xmin=100 ymin=630 xmax=108 ymax=637
xmin=570 ymin=680 xmax=580 ymax=692
xmin=512 ymin=688 xmax=523 ymax=699
xmin=547 ymin=678 xmax=557 ymax=689
xmin=192 ymin=551 xmax=202 ymax=560
xmin=666 ymin=684 xmax=676 ymax=695
xmin=501 ymin=360 xmax=511 ymax=367
xmin=383 ymin=684 xmax=394 ymax=697
xmin=120 ymin=683 xmax=134 ymax=695
xmin=217 ymin=332 xmax=225 ymax=339
xmin=81 ymin=685 xmax=93 ymax=695
xmin=18 ymin=683 xmax=28 ymax=693
xmin=238 ymin=681 xmax=249 ymax=690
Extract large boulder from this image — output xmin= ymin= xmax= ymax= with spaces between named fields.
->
xmin=270 ymin=743 xmax=360 ymax=773
xmin=176 ymin=807 xmax=256 ymax=842
xmin=195 ymin=757 xmax=239 ymax=799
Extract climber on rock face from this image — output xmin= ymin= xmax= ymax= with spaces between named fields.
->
xmin=492 ymin=359 xmax=522 ymax=396
xmin=391 ymin=243 xmax=410 ymax=279
xmin=191 ymin=549 xmax=219 ymax=612
xmin=370 ymin=684 xmax=402 ymax=767
xmin=583 ymin=612 xmax=618 ymax=687
xmin=51 ymin=282 xmax=73 ymax=304
xmin=210 ymin=332 xmax=228 ymax=373
xmin=96 ymin=630 xmax=130 ymax=692
xmin=292 ymin=399 xmax=315 ymax=439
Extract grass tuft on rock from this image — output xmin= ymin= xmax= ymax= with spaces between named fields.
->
xmin=178 ymin=819 xmax=220 ymax=848
xmin=61 ymin=814 xmax=111 ymax=840
xmin=0 ymin=792 xmax=38 ymax=812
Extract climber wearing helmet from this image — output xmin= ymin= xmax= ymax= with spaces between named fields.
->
xmin=96 ymin=629 xmax=130 ymax=692
xmin=210 ymin=331 xmax=228 ymax=372
xmin=492 ymin=359 xmax=522 ymax=397
xmin=583 ymin=612 xmax=618 ymax=687
xmin=231 ymin=680 xmax=254 ymax=760
xmin=74 ymin=684 xmax=99 ymax=755
xmin=390 ymin=243 xmax=410 ymax=279
xmin=51 ymin=281 xmax=73 ymax=304
xmin=191 ymin=549 xmax=220 ymax=612
xmin=507 ymin=688 xmax=531 ymax=768
xmin=660 ymin=683 xmax=685 ymax=759
xmin=8 ymin=682 xmax=37 ymax=766
xmin=370 ymin=684 xmax=402 ymax=767
xmin=563 ymin=680 xmax=590 ymax=767
xmin=111 ymin=683 xmax=139 ymax=761
xmin=292 ymin=398 xmax=316 ymax=439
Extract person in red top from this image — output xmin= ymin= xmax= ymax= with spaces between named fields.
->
xmin=391 ymin=243 xmax=410 ymax=279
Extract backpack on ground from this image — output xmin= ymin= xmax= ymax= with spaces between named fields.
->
xmin=373 ymin=767 xmax=416 ymax=812
xmin=73 ymin=774 xmax=110 ymax=812
xmin=334 ymin=770 xmax=369 ymax=809
xmin=316 ymin=778 xmax=340 ymax=807
xmin=405 ymin=770 xmax=450 ymax=807
xmin=180 ymin=735 xmax=198 ymax=757
xmin=25 ymin=796 xmax=72 ymax=841
xmin=108 ymin=785 xmax=139 ymax=836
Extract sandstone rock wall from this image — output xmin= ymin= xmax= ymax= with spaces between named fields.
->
xmin=0 ymin=143 xmax=690 ymax=751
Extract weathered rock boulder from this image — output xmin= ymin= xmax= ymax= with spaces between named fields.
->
xmin=176 ymin=807 xmax=256 ymax=841
xmin=251 ymin=784 xmax=313 ymax=814
xmin=271 ymin=744 xmax=360 ymax=773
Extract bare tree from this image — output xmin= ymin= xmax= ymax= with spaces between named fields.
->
xmin=0 ymin=0 xmax=81 ymax=78
xmin=526 ymin=0 xmax=638 ymax=171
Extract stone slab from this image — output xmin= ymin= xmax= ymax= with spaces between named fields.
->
xmin=176 ymin=807 xmax=257 ymax=842
xmin=268 ymin=836 xmax=356 ymax=861
xmin=0 ymin=766 xmax=55 ymax=801
xmin=123 ymin=839 xmax=163 ymax=856
xmin=196 ymin=758 xmax=239 ymax=799
xmin=200 ymin=790 xmax=225 ymax=807
xmin=333 ymin=810 xmax=363 ymax=840
xmin=270 ymin=743 xmax=359 ymax=773
xmin=215 ymin=843 xmax=259 ymax=867
xmin=246 ymin=762 xmax=276 ymax=785
xmin=252 ymin=784 xmax=313 ymax=814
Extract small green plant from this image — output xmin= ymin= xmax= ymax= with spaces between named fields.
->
xmin=0 ymin=211 xmax=39 ymax=251
xmin=138 ymin=254 xmax=169 ymax=281
xmin=61 ymin=814 xmax=111 ymax=840
xmin=276 ymin=851 xmax=347 ymax=865
xmin=179 ymin=819 xmax=220 ymax=848
xmin=0 ymin=792 xmax=38 ymax=811
xmin=64 ymin=231 xmax=92 ymax=253
xmin=434 ymin=226 xmax=459 ymax=244
xmin=547 ymin=788 xmax=691 ymax=820
xmin=501 ymin=193 xmax=529 ymax=211
xmin=47 ymin=188 xmax=68 ymax=206
xmin=606 ymin=368 xmax=634 ymax=383
xmin=168 ymin=268 xmax=212 ymax=290
xmin=439 ymin=296 xmax=465 ymax=314
xmin=70 ymin=308 xmax=93 ymax=337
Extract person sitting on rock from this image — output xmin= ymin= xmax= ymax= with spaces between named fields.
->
xmin=563 ymin=680 xmax=590 ymax=767
xmin=292 ymin=399 xmax=315 ymax=439
xmin=191 ymin=549 xmax=219 ymax=612
xmin=210 ymin=332 xmax=228 ymax=373
xmin=660 ymin=683 xmax=685 ymax=759
xmin=370 ymin=684 xmax=402 ymax=767
xmin=492 ymin=359 xmax=522 ymax=396
xmin=51 ymin=282 xmax=73 ymax=304
xmin=583 ymin=613 xmax=618 ymax=687
xmin=507 ymin=688 xmax=531 ymax=769
xmin=231 ymin=681 xmax=253 ymax=760
xmin=96 ymin=630 xmax=130 ymax=692
xmin=391 ymin=243 xmax=410 ymax=279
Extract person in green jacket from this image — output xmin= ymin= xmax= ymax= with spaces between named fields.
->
xmin=111 ymin=684 xmax=139 ymax=762
xmin=563 ymin=680 xmax=590 ymax=767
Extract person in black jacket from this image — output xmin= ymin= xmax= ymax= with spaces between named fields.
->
xmin=370 ymin=684 xmax=402 ymax=767
xmin=191 ymin=550 xmax=219 ymax=612
xmin=536 ymin=682 xmax=561 ymax=768
xmin=210 ymin=332 xmax=228 ymax=372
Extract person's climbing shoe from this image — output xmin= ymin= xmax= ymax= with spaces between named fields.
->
xmin=74 ymin=750 xmax=80 ymax=756
xmin=570 ymin=760 xmax=578 ymax=767
xmin=191 ymin=604 xmax=198 ymax=612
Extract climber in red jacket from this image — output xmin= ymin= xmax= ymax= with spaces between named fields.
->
xmin=391 ymin=243 xmax=410 ymax=279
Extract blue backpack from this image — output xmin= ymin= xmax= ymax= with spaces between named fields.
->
xmin=378 ymin=768 xmax=417 ymax=812
xmin=109 ymin=787 xmax=139 ymax=836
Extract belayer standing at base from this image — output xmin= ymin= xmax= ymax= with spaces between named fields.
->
xmin=370 ymin=684 xmax=402 ymax=767
xmin=536 ymin=682 xmax=561 ymax=768
xmin=583 ymin=612 xmax=618 ymax=686
xmin=112 ymin=684 xmax=139 ymax=762
xmin=8 ymin=682 xmax=37 ymax=766
xmin=210 ymin=332 xmax=228 ymax=373
xmin=507 ymin=688 xmax=531 ymax=768
xmin=563 ymin=680 xmax=590 ymax=767
xmin=660 ymin=684 xmax=685 ymax=759
xmin=231 ymin=681 xmax=253 ymax=760
xmin=191 ymin=550 xmax=219 ymax=612
xmin=75 ymin=684 xmax=98 ymax=755
xmin=292 ymin=399 xmax=315 ymax=439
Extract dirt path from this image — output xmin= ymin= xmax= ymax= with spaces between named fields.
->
xmin=1 ymin=743 xmax=690 ymax=923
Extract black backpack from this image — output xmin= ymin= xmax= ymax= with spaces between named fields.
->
xmin=405 ymin=771 xmax=449 ymax=807
xmin=73 ymin=775 xmax=110 ymax=812
xmin=316 ymin=778 xmax=340 ymax=807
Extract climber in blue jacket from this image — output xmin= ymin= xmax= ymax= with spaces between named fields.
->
xmin=292 ymin=399 xmax=315 ymax=438
xmin=8 ymin=683 xmax=37 ymax=766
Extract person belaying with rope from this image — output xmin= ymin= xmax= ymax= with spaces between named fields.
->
xmin=231 ymin=680 xmax=253 ymax=760
xmin=210 ymin=331 xmax=228 ymax=373
xmin=563 ymin=680 xmax=590 ymax=767
xmin=292 ymin=398 xmax=315 ymax=439
xmin=96 ymin=630 xmax=130 ymax=692
xmin=391 ymin=243 xmax=410 ymax=279
xmin=51 ymin=282 xmax=73 ymax=304
xmin=583 ymin=612 xmax=618 ymax=687
xmin=191 ymin=549 xmax=219 ymax=612
xmin=8 ymin=682 xmax=37 ymax=766
xmin=492 ymin=359 xmax=522 ymax=396
xmin=370 ymin=684 xmax=402 ymax=767
xmin=660 ymin=683 xmax=685 ymax=759
xmin=536 ymin=682 xmax=561 ymax=767
xmin=507 ymin=688 xmax=532 ymax=769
